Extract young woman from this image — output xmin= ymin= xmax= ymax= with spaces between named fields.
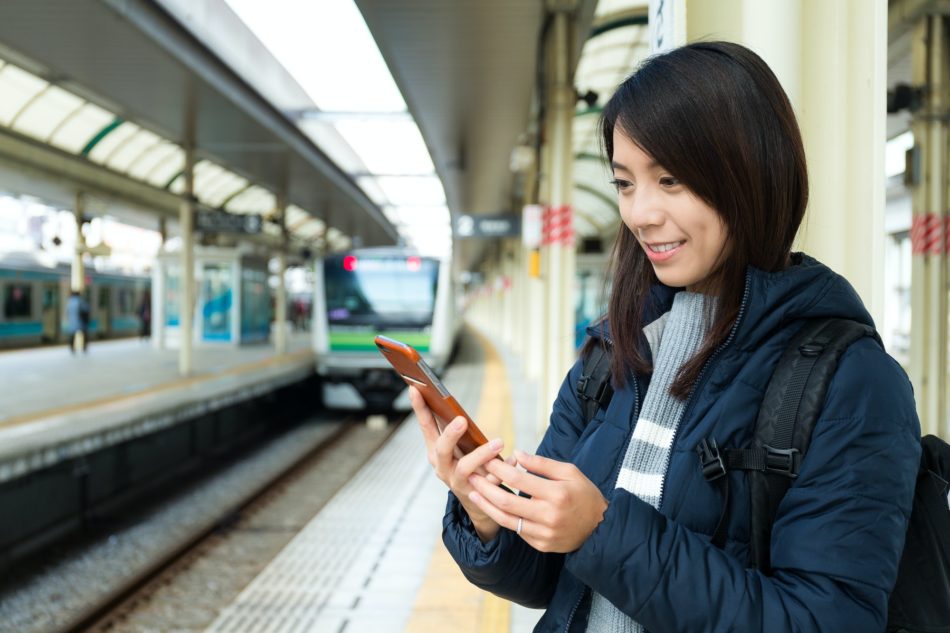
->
xmin=409 ymin=41 xmax=920 ymax=632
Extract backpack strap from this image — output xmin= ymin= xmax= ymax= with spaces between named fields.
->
xmin=577 ymin=341 xmax=614 ymax=425
xmin=696 ymin=318 xmax=876 ymax=567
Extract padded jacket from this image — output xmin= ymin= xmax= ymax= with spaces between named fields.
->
xmin=442 ymin=254 xmax=921 ymax=632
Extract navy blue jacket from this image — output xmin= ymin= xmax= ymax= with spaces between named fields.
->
xmin=442 ymin=254 xmax=921 ymax=632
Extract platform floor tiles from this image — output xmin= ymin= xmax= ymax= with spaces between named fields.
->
xmin=204 ymin=327 xmax=545 ymax=633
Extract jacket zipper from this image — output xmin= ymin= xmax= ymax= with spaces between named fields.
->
xmin=677 ymin=271 xmax=753 ymax=430
xmin=564 ymin=587 xmax=588 ymax=633
xmin=567 ymin=339 xmax=642 ymax=633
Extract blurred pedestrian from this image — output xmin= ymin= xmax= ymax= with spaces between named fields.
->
xmin=138 ymin=292 xmax=151 ymax=340
xmin=66 ymin=290 xmax=90 ymax=354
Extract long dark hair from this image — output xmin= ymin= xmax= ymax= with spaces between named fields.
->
xmin=598 ymin=41 xmax=808 ymax=398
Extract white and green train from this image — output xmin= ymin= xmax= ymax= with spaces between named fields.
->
xmin=313 ymin=247 xmax=459 ymax=411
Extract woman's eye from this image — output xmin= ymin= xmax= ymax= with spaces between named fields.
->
xmin=659 ymin=176 xmax=680 ymax=187
xmin=610 ymin=178 xmax=633 ymax=192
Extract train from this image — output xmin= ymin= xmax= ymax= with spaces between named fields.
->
xmin=0 ymin=252 xmax=150 ymax=347
xmin=312 ymin=246 xmax=460 ymax=411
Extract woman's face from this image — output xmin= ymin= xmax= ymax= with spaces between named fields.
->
xmin=611 ymin=127 xmax=729 ymax=292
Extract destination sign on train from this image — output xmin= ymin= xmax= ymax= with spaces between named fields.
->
xmin=196 ymin=210 xmax=263 ymax=234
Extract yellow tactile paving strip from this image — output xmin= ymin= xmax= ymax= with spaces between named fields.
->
xmin=405 ymin=328 xmax=514 ymax=633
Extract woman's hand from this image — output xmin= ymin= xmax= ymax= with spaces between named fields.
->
xmin=466 ymin=451 xmax=608 ymax=553
xmin=408 ymin=386 xmax=507 ymax=542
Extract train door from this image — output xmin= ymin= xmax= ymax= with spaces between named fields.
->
xmin=40 ymin=282 xmax=59 ymax=341
xmin=97 ymin=284 xmax=110 ymax=337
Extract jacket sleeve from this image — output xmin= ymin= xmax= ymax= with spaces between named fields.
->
xmin=440 ymin=357 xmax=591 ymax=608
xmin=564 ymin=339 xmax=922 ymax=632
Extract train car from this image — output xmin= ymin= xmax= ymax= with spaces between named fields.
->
xmin=0 ymin=252 xmax=149 ymax=348
xmin=313 ymin=247 xmax=459 ymax=411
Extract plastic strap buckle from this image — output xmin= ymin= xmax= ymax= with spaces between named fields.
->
xmin=576 ymin=375 xmax=592 ymax=401
xmin=763 ymin=445 xmax=801 ymax=478
xmin=697 ymin=438 xmax=727 ymax=482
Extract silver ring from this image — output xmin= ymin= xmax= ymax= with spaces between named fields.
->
xmin=516 ymin=517 xmax=524 ymax=535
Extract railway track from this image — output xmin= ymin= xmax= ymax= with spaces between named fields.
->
xmin=0 ymin=414 xmax=401 ymax=633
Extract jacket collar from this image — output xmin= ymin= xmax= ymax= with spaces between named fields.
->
xmin=587 ymin=253 xmax=875 ymax=352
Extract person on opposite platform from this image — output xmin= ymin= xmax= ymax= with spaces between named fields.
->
xmin=408 ymin=41 xmax=921 ymax=632
xmin=66 ymin=290 xmax=91 ymax=354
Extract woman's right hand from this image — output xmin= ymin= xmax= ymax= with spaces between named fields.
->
xmin=408 ymin=386 xmax=506 ymax=542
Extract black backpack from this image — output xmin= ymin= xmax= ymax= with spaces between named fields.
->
xmin=576 ymin=317 xmax=950 ymax=632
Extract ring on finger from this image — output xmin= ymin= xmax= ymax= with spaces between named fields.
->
xmin=516 ymin=517 xmax=524 ymax=535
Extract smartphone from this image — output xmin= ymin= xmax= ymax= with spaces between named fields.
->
xmin=374 ymin=335 xmax=490 ymax=455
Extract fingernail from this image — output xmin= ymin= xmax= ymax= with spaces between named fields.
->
xmin=489 ymin=438 xmax=503 ymax=450
xmin=451 ymin=418 xmax=465 ymax=430
xmin=468 ymin=491 xmax=481 ymax=503
xmin=514 ymin=449 xmax=528 ymax=461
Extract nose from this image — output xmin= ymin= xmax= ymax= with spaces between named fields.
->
xmin=623 ymin=187 xmax=664 ymax=233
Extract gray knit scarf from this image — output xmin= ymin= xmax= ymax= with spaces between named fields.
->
xmin=586 ymin=291 xmax=709 ymax=633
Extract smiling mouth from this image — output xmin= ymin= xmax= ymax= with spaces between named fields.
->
xmin=646 ymin=241 xmax=685 ymax=253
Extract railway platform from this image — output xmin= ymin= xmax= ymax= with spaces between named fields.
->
xmin=0 ymin=333 xmax=315 ymax=485
xmin=202 ymin=325 xmax=546 ymax=633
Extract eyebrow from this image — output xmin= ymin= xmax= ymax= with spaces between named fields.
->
xmin=611 ymin=158 xmax=660 ymax=172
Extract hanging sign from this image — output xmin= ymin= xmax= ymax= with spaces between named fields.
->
xmin=455 ymin=214 xmax=521 ymax=239
xmin=196 ymin=210 xmax=263 ymax=234
xmin=522 ymin=204 xmax=543 ymax=249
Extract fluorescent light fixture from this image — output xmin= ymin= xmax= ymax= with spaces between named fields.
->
xmin=226 ymin=0 xmax=452 ymax=256
xmin=334 ymin=119 xmax=434 ymax=175
xmin=225 ymin=0 xmax=405 ymax=112
xmin=375 ymin=176 xmax=446 ymax=206
xmin=382 ymin=205 xmax=450 ymax=226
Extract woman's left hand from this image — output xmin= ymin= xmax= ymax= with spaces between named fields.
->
xmin=466 ymin=450 xmax=608 ymax=553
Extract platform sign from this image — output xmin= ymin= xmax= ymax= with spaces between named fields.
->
xmin=196 ymin=210 xmax=263 ymax=234
xmin=455 ymin=214 xmax=521 ymax=239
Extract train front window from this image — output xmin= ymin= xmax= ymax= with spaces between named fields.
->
xmin=4 ymin=284 xmax=32 ymax=319
xmin=325 ymin=256 xmax=438 ymax=327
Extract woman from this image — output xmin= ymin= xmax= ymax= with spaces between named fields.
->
xmin=409 ymin=41 xmax=920 ymax=632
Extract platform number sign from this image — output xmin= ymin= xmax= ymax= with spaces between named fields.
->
xmin=455 ymin=214 xmax=520 ymax=239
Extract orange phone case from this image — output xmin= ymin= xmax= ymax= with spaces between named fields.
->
xmin=375 ymin=335 xmax=489 ymax=454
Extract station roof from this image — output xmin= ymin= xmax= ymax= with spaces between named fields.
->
xmin=0 ymin=0 xmax=399 ymax=254
xmin=354 ymin=0 xmax=649 ymax=267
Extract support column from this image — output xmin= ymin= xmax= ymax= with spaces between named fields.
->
xmin=275 ymin=193 xmax=288 ymax=355
xmin=909 ymin=15 xmax=949 ymax=438
xmin=179 ymin=146 xmax=195 ymax=377
xmin=71 ymin=192 xmax=87 ymax=353
xmin=154 ymin=216 xmax=167 ymax=350
xmin=541 ymin=8 xmax=577 ymax=422
xmin=686 ymin=0 xmax=887 ymax=323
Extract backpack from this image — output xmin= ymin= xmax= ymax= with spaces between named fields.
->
xmin=576 ymin=317 xmax=950 ymax=631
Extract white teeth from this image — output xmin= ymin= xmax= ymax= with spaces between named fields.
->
xmin=648 ymin=242 xmax=684 ymax=253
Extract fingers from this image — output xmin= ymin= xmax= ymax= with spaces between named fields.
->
xmin=483 ymin=455 xmax=557 ymax=499
xmin=513 ymin=450 xmax=580 ymax=481
xmin=485 ymin=455 xmax=516 ymax=485
xmin=409 ymin=387 xmax=440 ymax=446
xmin=468 ymin=472 xmax=541 ymax=524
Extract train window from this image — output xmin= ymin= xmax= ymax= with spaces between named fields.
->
xmin=4 ymin=283 xmax=33 ymax=319
xmin=325 ymin=256 xmax=439 ymax=327
xmin=118 ymin=288 xmax=133 ymax=314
